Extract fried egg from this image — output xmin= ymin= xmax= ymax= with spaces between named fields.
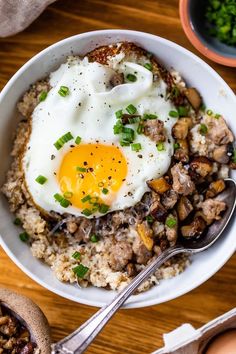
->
xmin=22 ymin=55 xmax=177 ymax=217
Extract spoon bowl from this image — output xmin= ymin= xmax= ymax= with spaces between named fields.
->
xmin=53 ymin=178 xmax=236 ymax=354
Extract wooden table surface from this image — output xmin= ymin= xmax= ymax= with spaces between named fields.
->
xmin=0 ymin=1 xmax=236 ymax=353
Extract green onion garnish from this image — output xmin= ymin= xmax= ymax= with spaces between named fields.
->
xmin=75 ymin=136 xmax=82 ymax=145
xmin=232 ymin=149 xmax=236 ymax=163
xmin=131 ymin=143 xmax=142 ymax=152
xmin=72 ymin=264 xmax=89 ymax=278
xmin=206 ymin=109 xmax=213 ymax=116
xmin=174 ymin=142 xmax=180 ymax=150
xmin=90 ymin=234 xmax=99 ymax=243
xmin=156 ymin=142 xmax=165 ymax=151
xmin=81 ymin=208 xmax=92 ymax=216
xmin=199 ymin=123 xmax=208 ymax=135
xmin=39 ymin=91 xmax=47 ymax=102
xmin=81 ymin=195 xmax=91 ymax=203
xmin=113 ymin=120 xmax=123 ymax=135
xmin=72 ymin=251 xmax=81 ymax=260
xmin=166 ymin=217 xmax=177 ymax=228
xmin=63 ymin=191 xmax=73 ymax=199
xmin=14 ymin=218 xmax=22 ymax=226
xmin=215 ymin=113 xmax=221 ymax=119
xmin=58 ymin=86 xmax=70 ymax=97
xmin=120 ymin=140 xmax=130 ymax=146
xmin=54 ymin=193 xmax=71 ymax=208
xmin=102 ymin=188 xmax=109 ymax=195
xmin=115 ymin=110 xmax=123 ymax=119
xmin=54 ymin=132 xmax=74 ymax=150
xmin=122 ymin=127 xmax=135 ymax=140
xmin=146 ymin=215 xmax=154 ymax=223
xmin=19 ymin=232 xmax=29 ymax=242
xmin=128 ymin=116 xmax=141 ymax=124
xmin=143 ymin=113 xmax=157 ymax=120
xmin=99 ymin=204 xmax=109 ymax=214
xmin=126 ymin=74 xmax=137 ymax=82
xmin=137 ymin=123 xmax=144 ymax=134
xmin=169 ymin=110 xmax=179 ymax=118
xmin=35 ymin=175 xmax=47 ymax=185
xmin=76 ymin=166 xmax=87 ymax=172
xmin=126 ymin=104 xmax=137 ymax=114
xmin=144 ymin=63 xmax=153 ymax=71
xmin=177 ymin=106 xmax=189 ymax=117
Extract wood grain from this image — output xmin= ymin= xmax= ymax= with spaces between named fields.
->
xmin=0 ymin=1 xmax=236 ymax=353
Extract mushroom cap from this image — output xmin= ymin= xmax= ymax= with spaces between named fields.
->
xmin=0 ymin=287 xmax=51 ymax=353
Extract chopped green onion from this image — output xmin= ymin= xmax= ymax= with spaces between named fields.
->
xmin=232 ymin=149 xmax=236 ymax=163
xmin=14 ymin=218 xmax=22 ymax=226
xmin=156 ymin=142 xmax=165 ymax=151
xmin=113 ymin=120 xmax=123 ymax=135
xmin=39 ymin=91 xmax=47 ymax=102
xmin=99 ymin=204 xmax=109 ymax=214
xmin=72 ymin=251 xmax=81 ymax=260
xmin=126 ymin=73 xmax=137 ymax=82
xmin=90 ymin=234 xmax=99 ymax=243
xmin=215 ymin=113 xmax=221 ymax=119
xmin=35 ymin=175 xmax=47 ymax=185
xmin=63 ymin=191 xmax=73 ymax=199
xmin=206 ymin=109 xmax=213 ymax=116
xmin=72 ymin=264 xmax=89 ymax=278
xmin=102 ymin=188 xmax=109 ymax=195
xmin=144 ymin=63 xmax=153 ymax=71
xmin=131 ymin=143 xmax=142 ymax=152
xmin=126 ymin=104 xmax=137 ymax=114
xmin=201 ymin=104 xmax=206 ymax=112
xmin=177 ymin=106 xmax=189 ymax=117
xmin=199 ymin=123 xmax=208 ymax=135
xmin=89 ymin=196 xmax=99 ymax=205
xmin=169 ymin=110 xmax=179 ymax=118
xmin=146 ymin=215 xmax=154 ymax=223
xmin=19 ymin=232 xmax=29 ymax=242
xmin=137 ymin=123 xmax=144 ymax=134
xmin=54 ymin=132 xmax=74 ymax=150
xmin=76 ymin=166 xmax=87 ymax=172
xmin=122 ymin=127 xmax=135 ymax=141
xmin=81 ymin=195 xmax=91 ymax=203
xmin=120 ymin=140 xmax=130 ymax=146
xmin=166 ymin=217 xmax=177 ymax=228
xmin=54 ymin=193 xmax=71 ymax=208
xmin=58 ymin=85 xmax=70 ymax=97
xmin=143 ymin=113 xmax=157 ymax=120
xmin=115 ymin=110 xmax=123 ymax=119
xmin=81 ymin=208 xmax=93 ymax=216
xmin=128 ymin=116 xmax=141 ymax=124
xmin=174 ymin=142 xmax=180 ymax=150
xmin=75 ymin=136 xmax=82 ymax=145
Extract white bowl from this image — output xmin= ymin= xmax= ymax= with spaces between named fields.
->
xmin=0 ymin=30 xmax=235 ymax=308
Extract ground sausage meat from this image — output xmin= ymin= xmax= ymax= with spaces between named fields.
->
xmin=143 ymin=119 xmax=166 ymax=142
xmin=201 ymin=198 xmax=226 ymax=221
xmin=109 ymin=241 xmax=133 ymax=271
xmin=171 ymin=163 xmax=195 ymax=196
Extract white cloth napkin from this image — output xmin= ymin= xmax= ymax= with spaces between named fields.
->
xmin=0 ymin=0 xmax=57 ymax=37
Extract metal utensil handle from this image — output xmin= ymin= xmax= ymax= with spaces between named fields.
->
xmin=52 ymin=245 xmax=186 ymax=354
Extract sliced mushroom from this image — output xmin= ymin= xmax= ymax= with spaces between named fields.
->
xmin=177 ymin=196 xmax=193 ymax=221
xmin=206 ymin=179 xmax=225 ymax=199
xmin=136 ymin=222 xmax=154 ymax=251
xmin=181 ymin=216 xmax=206 ymax=238
xmin=190 ymin=156 xmax=213 ymax=177
xmin=161 ymin=189 xmax=178 ymax=209
xmin=147 ymin=177 xmax=171 ymax=194
xmin=212 ymin=145 xmax=230 ymax=164
xmin=110 ymin=72 xmax=124 ymax=87
xmin=150 ymin=198 xmax=168 ymax=222
xmin=172 ymin=117 xmax=193 ymax=140
xmin=174 ymin=139 xmax=189 ymax=163
xmin=184 ymin=87 xmax=202 ymax=111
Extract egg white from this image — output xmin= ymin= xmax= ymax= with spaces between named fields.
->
xmin=22 ymin=56 xmax=177 ymax=217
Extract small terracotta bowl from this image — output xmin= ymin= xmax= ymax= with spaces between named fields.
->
xmin=179 ymin=0 xmax=236 ymax=67
xmin=0 ymin=288 xmax=51 ymax=353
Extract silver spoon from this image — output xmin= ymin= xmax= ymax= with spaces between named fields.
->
xmin=52 ymin=178 xmax=236 ymax=354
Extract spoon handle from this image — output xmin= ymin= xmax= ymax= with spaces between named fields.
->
xmin=52 ymin=245 xmax=185 ymax=354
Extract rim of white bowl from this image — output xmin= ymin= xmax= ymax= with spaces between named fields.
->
xmin=0 ymin=29 xmax=235 ymax=309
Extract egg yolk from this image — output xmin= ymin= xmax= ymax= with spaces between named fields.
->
xmin=58 ymin=144 xmax=128 ymax=211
